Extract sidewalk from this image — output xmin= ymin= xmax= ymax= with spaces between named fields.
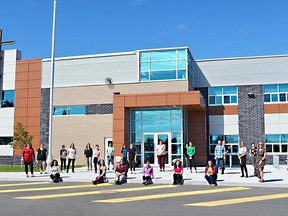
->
xmin=0 ymin=165 xmax=287 ymax=188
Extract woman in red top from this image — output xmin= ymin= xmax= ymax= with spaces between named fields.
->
xmin=22 ymin=143 xmax=35 ymax=177
xmin=173 ymin=160 xmax=183 ymax=185
xmin=204 ymin=160 xmax=217 ymax=186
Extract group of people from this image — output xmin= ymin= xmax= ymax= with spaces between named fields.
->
xmin=22 ymin=139 xmax=268 ymax=185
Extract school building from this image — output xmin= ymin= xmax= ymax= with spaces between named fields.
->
xmin=0 ymin=46 xmax=288 ymax=166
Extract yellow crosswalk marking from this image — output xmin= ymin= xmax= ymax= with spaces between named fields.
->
xmin=184 ymin=193 xmax=288 ymax=207
xmin=0 ymin=182 xmax=50 ymax=187
xmin=14 ymin=185 xmax=176 ymax=200
xmin=0 ymin=183 xmax=111 ymax=194
xmin=93 ymin=187 xmax=250 ymax=203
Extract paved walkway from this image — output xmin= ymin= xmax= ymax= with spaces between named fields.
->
xmin=0 ymin=165 xmax=287 ymax=188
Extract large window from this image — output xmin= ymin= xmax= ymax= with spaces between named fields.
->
xmin=209 ymin=135 xmax=239 ymax=155
xmin=0 ymin=137 xmax=13 ymax=145
xmin=264 ymin=84 xmax=288 ymax=103
xmin=1 ymin=90 xmax=15 ymax=108
xmin=265 ymin=134 xmax=288 ymax=154
xmin=53 ymin=106 xmax=85 ymax=116
xmin=208 ymin=86 xmax=238 ymax=105
xmin=139 ymin=49 xmax=188 ymax=81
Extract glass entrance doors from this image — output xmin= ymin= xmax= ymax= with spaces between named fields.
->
xmin=143 ymin=133 xmax=171 ymax=165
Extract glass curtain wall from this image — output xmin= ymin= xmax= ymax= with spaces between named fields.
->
xmin=131 ymin=108 xmax=187 ymax=166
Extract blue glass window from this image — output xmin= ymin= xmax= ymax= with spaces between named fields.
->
xmin=279 ymin=84 xmax=288 ymax=92
xmin=271 ymin=94 xmax=278 ymax=102
xmin=171 ymin=109 xmax=181 ymax=119
xmin=150 ymin=50 xmax=176 ymax=61
xmin=171 ymin=120 xmax=181 ymax=131
xmin=0 ymin=137 xmax=13 ymax=145
xmin=216 ymin=96 xmax=222 ymax=104
xmin=281 ymin=134 xmax=288 ymax=143
xmin=139 ymin=49 xmax=188 ymax=82
xmin=280 ymin=93 xmax=286 ymax=102
xmin=131 ymin=110 xmax=141 ymax=121
xmin=264 ymin=94 xmax=270 ymax=102
xmin=225 ymin=135 xmax=239 ymax=143
xmin=266 ymin=134 xmax=280 ymax=143
xmin=171 ymin=132 xmax=181 ymax=143
xmin=53 ymin=106 xmax=85 ymax=116
xmin=231 ymin=95 xmax=237 ymax=103
xmin=264 ymin=84 xmax=278 ymax=93
xmin=150 ymin=61 xmax=176 ymax=71
xmin=140 ymin=52 xmax=149 ymax=62
xmin=1 ymin=90 xmax=15 ymax=108
xmin=177 ymin=70 xmax=186 ymax=79
xmin=209 ymin=87 xmax=222 ymax=95
xmin=131 ymin=133 xmax=141 ymax=143
xmin=209 ymin=96 xmax=216 ymax=105
xmin=210 ymin=135 xmax=223 ymax=144
xmin=142 ymin=109 xmax=170 ymax=120
xmin=177 ymin=50 xmax=186 ymax=59
xmin=177 ymin=60 xmax=186 ymax=69
xmin=223 ymin=86 xmax=237 ymax=94
xmin=150 ymin=71 xmax=176 ymax=80
xmin=224 ymin=96 xmax=230 ymax=104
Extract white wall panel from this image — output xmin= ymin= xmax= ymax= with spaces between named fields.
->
xmin=265 ymin=114 xmax=288 ymax=134
xmin=209 ymin=115 xmax=239 ymax=135
xmin=195 ymin=55 xmax=288 ymax=87
xmin=1 ymin=50 xmax=18 ymax=90
xmin=42 ymin=52 xmax=138 ymax=88
xmin=0 ymin=145 xmax=13 ymax=156
xmin=0 ymin=108 xmax=14 ymax=136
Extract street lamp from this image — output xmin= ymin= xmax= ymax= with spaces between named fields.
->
xmin=47 ymin=0 xmax=57 ymax=172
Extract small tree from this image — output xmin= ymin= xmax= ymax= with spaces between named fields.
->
xmin=13 ymin=122 xmax=34 ymax=150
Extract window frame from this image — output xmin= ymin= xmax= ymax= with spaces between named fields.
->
xmin=208 ymin=86 xmax=238 ymax=106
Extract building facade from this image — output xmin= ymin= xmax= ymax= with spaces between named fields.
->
xmin=0 ymin=47 xmax=288 ymax=166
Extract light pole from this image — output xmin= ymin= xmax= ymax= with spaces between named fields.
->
xmin=47 ymin=0 xmax=57 ymax=172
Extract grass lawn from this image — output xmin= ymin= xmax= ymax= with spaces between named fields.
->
xmin=0 ymin=165 xmax=85 ymax=172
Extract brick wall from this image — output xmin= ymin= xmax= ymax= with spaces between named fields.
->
xmin=238 ymin=85 xmax=265 ymax=164
xmin=40 ymin=88 xmax=50 ymax=147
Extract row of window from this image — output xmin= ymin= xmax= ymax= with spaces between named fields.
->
xmin=53 ymin=106 xmax=85 ymax=116
xmin=208 ymin=84 xmax=288 ymax=105
xmin=264 ymin=84 xmax=288 ymax=103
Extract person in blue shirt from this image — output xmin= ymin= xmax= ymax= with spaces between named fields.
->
xmin=121 ymin=144 xmax=128 ymax=165
xmin=106 ymin=142 xmax=115 ymax=170
xmin=214 ymin=140 xmax=225 ymax=174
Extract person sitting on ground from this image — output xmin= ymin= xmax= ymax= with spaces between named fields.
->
xmin=204 ymin=160 xmax=217 ymax=186
xmin=142 ymin=160 xmax=154 ymax=186
xmin=173 ymin=159 xmax=184 ymax=185
xmin=114 ymin=159 xmax=128 ymax=185
xmin=92 ymin=159 xmax=108 ymax=185
xmin=50 ymin=160 xmax=62 ymax=183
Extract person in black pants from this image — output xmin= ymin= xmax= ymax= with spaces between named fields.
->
xmin=127 ymin=143 xmax=137 ymax=174
xmin=238 ymin=141 xmax=248 ymax=178
xmin=59 ymin=145 xmax=67 ymax=171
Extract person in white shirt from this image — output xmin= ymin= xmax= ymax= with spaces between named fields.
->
xmin=238 ymin=141 xmax=248 ymax=178
xmin=50 ymin=160 xmax=61 ymax=183
xmin=67 ymin=143 xmax=77 ymax=173
xmin=156 ymin=140 xmax=166 ymax=172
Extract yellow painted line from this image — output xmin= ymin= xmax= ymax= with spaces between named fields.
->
xmin=94 ymin=187 xmax=250 ymax=203
xmin=0 ymin=183 xmax=111 ymax=194
xmin=14 ymin=185 xmax=176 ymax=200
xmin=0 ymin=182 xmax=50 ymax=187
xmin=184 ymin=193 xmax=288 ymax=207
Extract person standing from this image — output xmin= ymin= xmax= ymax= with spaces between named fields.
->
xmin=204 ymin=160 xmax=217 ymax=186
xmin=254 ymin=142 xmax=267 ymax=183
xmin=187 ymin=141 xmax=198 ymax=173
xmin=67 ymin=143 xmax=76 ymax=173
xmin=142 ymin=160 xmax=154 ymax=186
xmin=184 ymin=143 xmax=189 ymax=170
xmin=59 ymin=145 xmax=67 ymax=171
xmin=92 ymin=159 xmax=108 ymax=185
xmin=238 ymin=141 xmax=248 ymax=178
xmin=36 ymin=144 xmax=48 ymax=174
xmin=127 ymin=143 xmax=137 ymax=174
xmin=84 ymin=143 xmax=93 ymax=170
xmin=121 ymin=144 xmax=128 ymax=165
xmin=93 ymin=144 xmax=101 ymax=173
xmin=106 ymin=142 xmax=115 ymax=170
xmin=22 ymin=143 xmax=35 ymax=177
xmin=173 ymin=160 xmax=183 ymax=185
xmin=50 ymin=160 xmax=61 ymax=183
xmin=214 ymin=140 xmax=225 ymax=174
xmin=249 ymin=143 xmax=257 ymax=167
xmin=114 ymin=159 xmax=128 ymax=185
xmin=156 ymin=140 xmax=166 ymax=172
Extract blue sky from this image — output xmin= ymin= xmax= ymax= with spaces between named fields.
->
xmin=1 ymin=0 xmax=288 ymax=60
